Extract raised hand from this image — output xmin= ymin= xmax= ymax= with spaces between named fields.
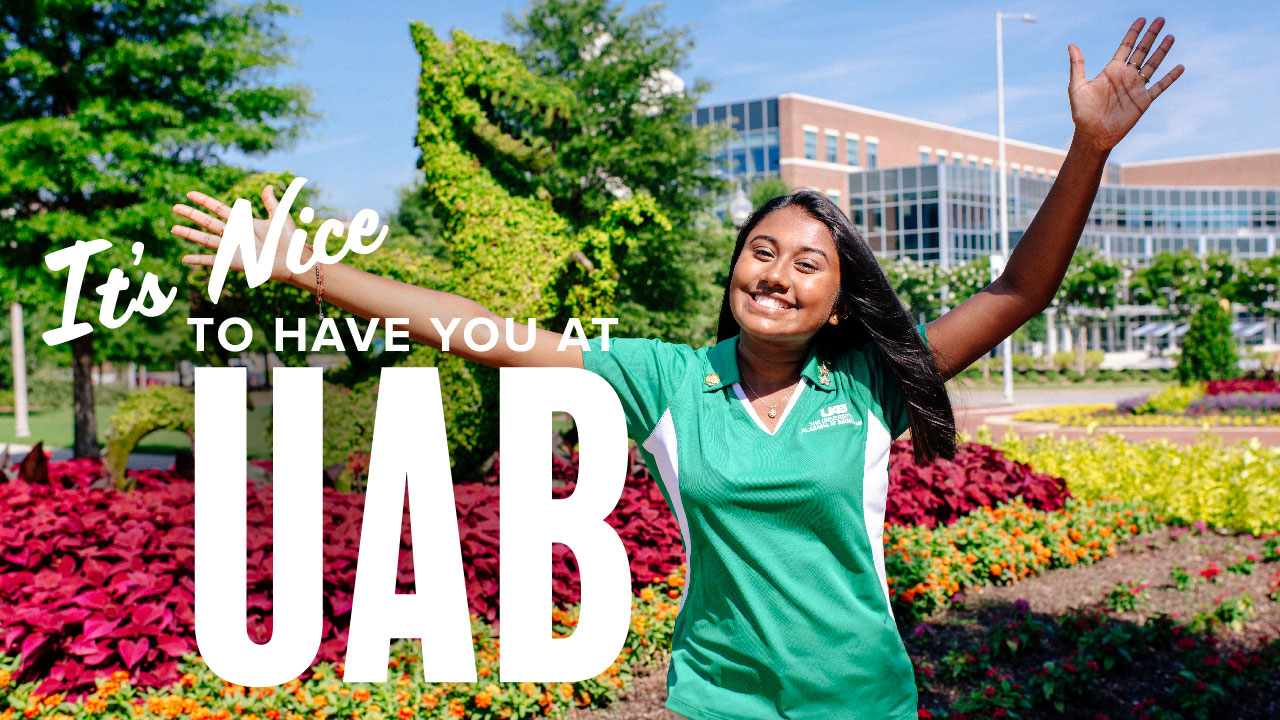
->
xmin=171 ymin=185 xmax=304 ymax=287
xmin=1068 ymin=17 xmax=1184 ymax=154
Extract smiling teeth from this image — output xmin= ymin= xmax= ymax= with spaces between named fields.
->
xmin=754 ymin=294 xmax=790 ymax=309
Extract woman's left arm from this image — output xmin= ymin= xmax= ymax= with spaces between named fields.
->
xmin=925 ymin=17 xmax=1184 ymax=380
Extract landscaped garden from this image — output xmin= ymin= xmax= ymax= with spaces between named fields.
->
xmin=1014 ymin=373 xmax=1280 ymax=429
xmin=3 ymin=426 xmax=1278 ymax=720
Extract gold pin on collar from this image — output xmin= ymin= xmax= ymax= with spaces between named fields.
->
xmin=705 ymin=373 xmax=719 ymax=386
xmin=818 ymin=361 xmax=832 ymax=386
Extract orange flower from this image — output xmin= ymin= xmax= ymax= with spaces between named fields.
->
xmin=990 ymin=564 xmax=1003 ymax=576
xmin=668 ymin=589 xmax=681 ymax=599
xmin=422 ymin=694 xmax=438 ymax=709
xmin=43 ymin=694 xmax=63 ymax=707
xmin=353 ymin=689 xmax=371 ymax=702
xmin=1129 ymin=524 xmax=1139 ymax=534
xmin=559 ymin=683 xmax=575 ymax=700
xmin=398 ymin=706 xmax=415 ymax=719
xmin=478 ymin=666 xmax=491 ymax=677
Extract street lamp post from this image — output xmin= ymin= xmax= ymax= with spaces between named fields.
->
xmin=995 ymin=11 xmax=1036 ymax=404
xmin=730 ymin=182 xmax=753 ymax=228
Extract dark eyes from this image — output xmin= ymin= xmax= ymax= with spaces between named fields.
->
xmin=752 ymin=247 xmax=819 ymax=272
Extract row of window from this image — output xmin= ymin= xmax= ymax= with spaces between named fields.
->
xmin=917 ymin=146 xmax=1058 ymax=179
xmin=802 ymin=128 xmax=878 ymax=168
xmin=691 ymin=98 xmax=780 ymax=131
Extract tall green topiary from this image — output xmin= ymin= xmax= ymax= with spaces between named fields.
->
xmin=1176 ymin=299 xmax=1240 ymax=384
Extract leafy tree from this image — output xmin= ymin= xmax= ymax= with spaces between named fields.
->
xmin=748 ymin=177 xmax=790 ymax=211
xmin=504 ymin=0 xmax=729 ymax=345
xmin=1132 ymin=251 xmax=1237 ymax=315
xmin=0 ymin=1 xmax=312 ymax=456
xmin=1176 ymin=298 xmax=1240 ymax=383
xmin=879 ymin=256 xmax=944 ymax=323
xmin=1234 ymin=255 xmax=1280 ymax=317
xmin=1052 ymin=248 xmax=1120 ymax=374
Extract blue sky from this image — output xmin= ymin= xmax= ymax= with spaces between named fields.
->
xmin=244 ymin=1 xmax=1280 ymax=216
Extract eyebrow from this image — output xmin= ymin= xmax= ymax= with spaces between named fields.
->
xmin=750 ymin=234 xmax=830 ymax=259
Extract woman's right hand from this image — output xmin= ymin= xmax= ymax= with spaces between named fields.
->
xmin=171 ymin=185 xmax=308 ymax=287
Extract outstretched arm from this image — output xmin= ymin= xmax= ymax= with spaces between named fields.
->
xmin=925 ymin=17 xmax=1184 ymax=380
xmin=172 ymin=185 xmax=587 ymax=370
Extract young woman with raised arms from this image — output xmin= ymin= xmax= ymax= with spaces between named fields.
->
xmin=172 ymin=18 xmax=1181 ymax=720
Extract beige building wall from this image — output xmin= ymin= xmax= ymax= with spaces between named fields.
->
xmin=1119 ymin=150 xmax=1280 ymax=187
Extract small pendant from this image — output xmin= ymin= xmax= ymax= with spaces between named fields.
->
xmin=768 ymin=407 xmax=777 ymax=418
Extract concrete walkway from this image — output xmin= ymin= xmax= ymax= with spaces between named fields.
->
xmin=4 ymin=443 xmax=176 ymax=470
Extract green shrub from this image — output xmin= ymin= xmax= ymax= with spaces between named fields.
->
xmin=1011 ymin=353 xmax=1038 ymax=370
xmin=26 ymin=365 xmax=72 ymax=409
xmin=994 ymin=430 xmax=1280 ymax=535
xmin=0 ymin=389 xmax=13 ymax=408
xmin=1176 ymin=299 xmax=1240 ymax=383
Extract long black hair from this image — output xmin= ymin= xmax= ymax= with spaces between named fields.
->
xmin=716 ymin=189 xmax=956 ymax=463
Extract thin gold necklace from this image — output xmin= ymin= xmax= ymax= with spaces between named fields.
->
xmin=739 ymin=370 xmax=798 ymax=419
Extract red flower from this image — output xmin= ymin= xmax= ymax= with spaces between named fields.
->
xmin=1176 ymin=637 xmax=1197 ymax=650
xmin=1199 ymin=563 xmax=1222 ymax=580
xmin=918 ymin=711 xmax=933 ymax=719
xmin=1203 ymin=654 xmax=1221 ymax=667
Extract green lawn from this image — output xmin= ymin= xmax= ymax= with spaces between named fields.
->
xmin=1 ymin=401 xmax=274 ymax=458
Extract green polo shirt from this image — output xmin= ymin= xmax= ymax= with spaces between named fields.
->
xmin=583 ymin=323 xmax=928 ymax=720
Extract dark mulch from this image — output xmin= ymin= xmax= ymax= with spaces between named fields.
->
xmin=572 ymin=527 xmax=1280 ymax=719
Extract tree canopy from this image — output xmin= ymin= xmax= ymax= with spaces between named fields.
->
xmin=0 ymin=0 xmax=313 ymax=454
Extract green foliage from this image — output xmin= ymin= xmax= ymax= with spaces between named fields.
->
xmin=103 ymin=386 xmax=194 ymax=489
xmin=1176 ymin=299 xmax=1241 ymax=383
xmin=504 ymin=0 xmax=729 ymax=342
xmin=880 ymin=256 xmax=945 ymax=321
xmin=1050 ymin=350 xmax=1104 ymax=370
xmin=407 ymin=22 xmax=676 ymax=478
xmin=1234 ymin=255 xmax=1280 ymax=315
xmin=996 ymin=432 xmax=1280 ymax=535
xmin=0 ymin=0 xmax=312 ymax=452
xmin=748 ymin=177 xmax=790 ymax=210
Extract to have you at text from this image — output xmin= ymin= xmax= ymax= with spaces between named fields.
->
xmin=37 ymin=177 xmax=641 ymax=687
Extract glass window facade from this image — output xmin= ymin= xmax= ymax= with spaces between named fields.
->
xmin=849 ymin=162 xmax=1280 ymax=268
xmin=826 ymin=133 xmax=838 ymax=163
xmin=805 ymin=129 xmax=817 ymax=160
xmin=692 ymin=97 xmax=783 ymax=187
xmin=848 ymin=137 xmax=860 ymax=166
xmin=867 ymin=139 xmax=878 ymax=169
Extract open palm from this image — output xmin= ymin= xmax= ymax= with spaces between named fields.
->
xmin=1069 ymin=17 xmax=1184 ymax=153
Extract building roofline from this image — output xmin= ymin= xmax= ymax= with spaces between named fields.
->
xmin=778 ymin=92 xmax=1069 ymax=157
xmin=1119 ymin=147 xmax=1280 ymax=167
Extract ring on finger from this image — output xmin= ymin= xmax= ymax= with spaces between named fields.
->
xmin=1139 ymin=69 xmax=1153 ymax=82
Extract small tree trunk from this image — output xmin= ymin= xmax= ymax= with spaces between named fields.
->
xmin=71 ymin=333 xmax=100 ymax=458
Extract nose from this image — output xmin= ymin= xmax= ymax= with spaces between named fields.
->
xmin=760 ymin=256 xmax=788 ymax=289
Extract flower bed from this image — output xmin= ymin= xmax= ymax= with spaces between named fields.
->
xmin=885 ymin=498 xmax=1162 ymax=618
xmin=886 ymin=440 xmax=1070 ymax=528
xmin=0 ymin=572 xmax=687 ymax=720
xmin=0 ymin=457 xmax=685 ymax=696
xmin=995 ymin=432 xmax=1280 ymax=535
xmin=1206 ymin=377 xmax=1280 ymax=395
xmin=1013 ymin=403 xmax=1280 ymax=426
xmin=1022 ymin=379 xmax=1280 ymax=427
xmin=910 ymin=601 xmax=1280 ymax=720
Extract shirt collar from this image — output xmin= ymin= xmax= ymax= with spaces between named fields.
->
xmin=702 ymin=334 xmax=836 ymax=393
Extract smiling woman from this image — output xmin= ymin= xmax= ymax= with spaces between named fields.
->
xmin=169 ymin=15 xmax=1184 ymax=720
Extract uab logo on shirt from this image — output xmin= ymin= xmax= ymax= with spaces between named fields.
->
xmin=800 ymin=403 xmax=862 ymax=433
